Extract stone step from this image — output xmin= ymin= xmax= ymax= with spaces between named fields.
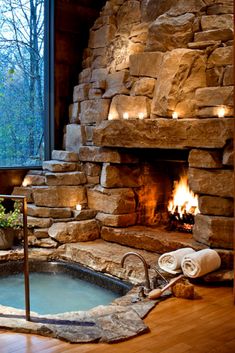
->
xmin=45 ymin=171 xmax=86 ymax=186
xmin=51 ymin=150 xmax=79 ymax=162
xmin=100 ymin=225 xmax=233 ymax=269
xmin=42 ymin=160 xmax=79 ymax=172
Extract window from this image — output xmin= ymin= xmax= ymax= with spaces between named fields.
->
xmin=0 ymin=0 xmax=53 ymax=168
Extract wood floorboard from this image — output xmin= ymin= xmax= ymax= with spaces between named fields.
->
xmin=0 ymin=285 xmax=234 ymax=353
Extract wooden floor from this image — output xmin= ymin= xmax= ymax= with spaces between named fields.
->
xmin=0 ymin=285 xmax=234 ymax=353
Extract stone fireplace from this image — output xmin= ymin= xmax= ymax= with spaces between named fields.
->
xmin=13 ymin=0 xmax=234 ymax=270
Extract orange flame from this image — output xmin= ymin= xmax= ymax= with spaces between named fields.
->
xmin=168 ymin=175 xmax=199 ymax=218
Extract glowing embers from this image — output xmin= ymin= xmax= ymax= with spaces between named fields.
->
xmin=167 ymin=175 xmax=199 ymax=233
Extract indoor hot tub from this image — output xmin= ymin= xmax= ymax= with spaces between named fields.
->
xmin=0 ymin=260 xmax=155 ymax=343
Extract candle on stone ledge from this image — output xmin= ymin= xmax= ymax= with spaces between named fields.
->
xmin=138 ymin=112 xmax=144 ymax=120
xmin=217 ymin=106 xmax=225 ymax=118
xmin=76 ymin=204 xmax=82 ymax=211
xmin=172 ymin=111 xmax=178 ymax=119
xmin=123 ymin=112 xmax=129 ymax=120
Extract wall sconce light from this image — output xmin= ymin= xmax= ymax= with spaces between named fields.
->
xmin=172 ymin=111 xmax=178 ymax=119
xmin=123 ymin=112 xmax=129 ymax=120
xmin=217 ymin=106 xmax=225 ymax=118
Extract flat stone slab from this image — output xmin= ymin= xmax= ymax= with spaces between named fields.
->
xmin=93 ymin=118 xmax=234 ymax=149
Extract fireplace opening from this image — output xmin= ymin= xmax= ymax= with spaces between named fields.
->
xmin=134 ymin=149 xmax=199 ymax=233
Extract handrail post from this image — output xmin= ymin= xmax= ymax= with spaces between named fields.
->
xmin=22 ymin=196 xmax=30 ymax=321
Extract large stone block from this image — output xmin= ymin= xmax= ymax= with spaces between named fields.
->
xmin=83 ymin=162 xmax=101 ymax=177
xmin=46 ymin=172 xmax=86 ymax=186
xmin=93 ymin=118 xmax=234 ymax=149
xmin=188 ymin=149 xmax=222 ymax=168
xmin=78 ymin=146 xmax=139 ymax=164
xmin=51 ymin=150 xmax=79 ymax=162
xmin=80 ymin=99 xmax=110 ymax=124
xmin=48 ymin=220 xmax=100 ymax=243
xmin=91 ymin=69 xmax=108 ymax=83
xmin=27 ymin=205 xmax=72 ymax=218
xmin=207 ymin=2 xmax=233 ymax=15
xmin=201 ymin=14 xmax=233 ymax=31
xmin=194 ymin=28 xmax=233 ymax=42
xmin=22 ymin=174 xmax=46 ymax=187
xmin=195 ymin=86 xmax=233 ymax=107
xmin=42 ymin=160 xmax=78 ymax=173
xmin=100 ymin=163 xmax=142 ymax=188
xmin=147 ymin=13 xmax=197 ymax=52
xmin=64 ymin=124 xmax=86 ymax=152
xmin=108 ymin=95 xmax=151 ymax=120
xmin=151 ymin=49 xmax=206 ymax=117
xmin=33 ymin=186 xmax=87 ymax=208
xmin=193 ymin=214 xmax=234 ymax=249
xmin=223 ymin=141 xmax=234 ymax=166
xmin=79 ymin=68 xmax=92 ymax=84
xmin=87 ymin=186 xmax=136 ymax=214
xmin=207 ymin=46 xmax=233 ymax=68
xmin=188 ymin=168 xmax=234 ymax=198
xmin=103 ymin=71 xmax=129 ymax=98
xmin=89 ymin=24 xmax=116 ymax=49
xmin=199 ymin=196 xmax=233 ymax=216
xmin=129 ymin=52 xmax=164 ymax=78
xmin=96 ymin=212 xmax=137 ymax=227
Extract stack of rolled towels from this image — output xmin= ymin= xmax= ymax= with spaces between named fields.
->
xmin=158 ymin=248 xmax=221 ymax=278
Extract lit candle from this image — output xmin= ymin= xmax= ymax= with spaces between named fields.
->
xmin=138 ymin=112 xmax=144 ymax=120
xmin=172 ymin=111 xmax=178 ymax=119
xmin=123 ymin=112 xmax=129 ymax=120
xmin=76 ymin=204 xmax=82 ymax=211
xmin=217 ymin=106 xmax=225 ymax=118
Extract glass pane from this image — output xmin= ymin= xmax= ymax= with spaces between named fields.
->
xmin=0 ymin=0 xmax=45 ymax=167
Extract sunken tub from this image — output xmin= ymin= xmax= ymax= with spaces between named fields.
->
xmin=0 ymin=260 xmax=156 ymax=343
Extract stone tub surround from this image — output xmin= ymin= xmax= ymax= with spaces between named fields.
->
xmin=0 ymin=243 xmax=168 ymax=343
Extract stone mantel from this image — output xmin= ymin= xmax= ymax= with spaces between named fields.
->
xmin=93 ymin=118 xmax=234 ymax=149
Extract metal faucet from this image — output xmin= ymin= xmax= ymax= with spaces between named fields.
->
xmin=121 ymin=251 xmax=151 ymax=293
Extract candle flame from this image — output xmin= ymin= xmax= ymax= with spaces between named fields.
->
xmin=123 ymin=112 xmax=129 ymax=119
xmin=217 ymin=107 xmax=225 ymax=118
xmin=76 ymin=204 xmax=82 ymax=211
xmin=172 ymin=111 xmax=178 ymax=119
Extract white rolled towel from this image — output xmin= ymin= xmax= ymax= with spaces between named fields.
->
xmin=181 ymin=249 xmax=221 ymax=278
xmin=158 ymin=248 xmax=196 ymax=274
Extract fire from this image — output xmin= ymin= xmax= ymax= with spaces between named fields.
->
xmin=168 ymin=175 xmax=199 ymax=218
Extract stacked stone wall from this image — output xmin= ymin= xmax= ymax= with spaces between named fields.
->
xmin=13 ymin=0 xmax=234 ymax=264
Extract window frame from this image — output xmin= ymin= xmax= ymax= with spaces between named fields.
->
xmin=0 ymin=0 xmax=54 ymax=170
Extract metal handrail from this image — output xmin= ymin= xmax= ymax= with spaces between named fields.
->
xmin=0 ymin=194 xmax=30 ymax=321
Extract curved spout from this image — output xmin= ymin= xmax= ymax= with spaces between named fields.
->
xmin=121 ymin=251 xmax=151 ymax=291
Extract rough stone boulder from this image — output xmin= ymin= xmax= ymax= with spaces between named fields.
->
xmin=188 ymin=149 xmax=222 ymax=168
xmin=27 ymin=205 xmax=72 ymax=219
xmin=198 ymin=196 xmax=233 ymax=217
xmin=146 ymin=13 xmax=198 ymax=52
xmin=87 ymin=186 xmax=136 ymax=214
xmin=103 ymin=71 xmax=129 ymax=98
xmin=96 ymin=212 xmax=137 ymax=227
xmin=45 ymin=172 xmax=86 ymax=186
xmin=116 ymin=0 xmax=141 ymax=29
xmin=151 ymin=49 xmax=206 ymax=117
xmin=89 ymin=24 xmax=116 ymax=49
xmin=48 ymin=219 xmax=100 ymax=243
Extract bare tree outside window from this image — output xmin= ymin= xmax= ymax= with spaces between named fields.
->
xmin=0 ymin=0 xmax=44 ymax=167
